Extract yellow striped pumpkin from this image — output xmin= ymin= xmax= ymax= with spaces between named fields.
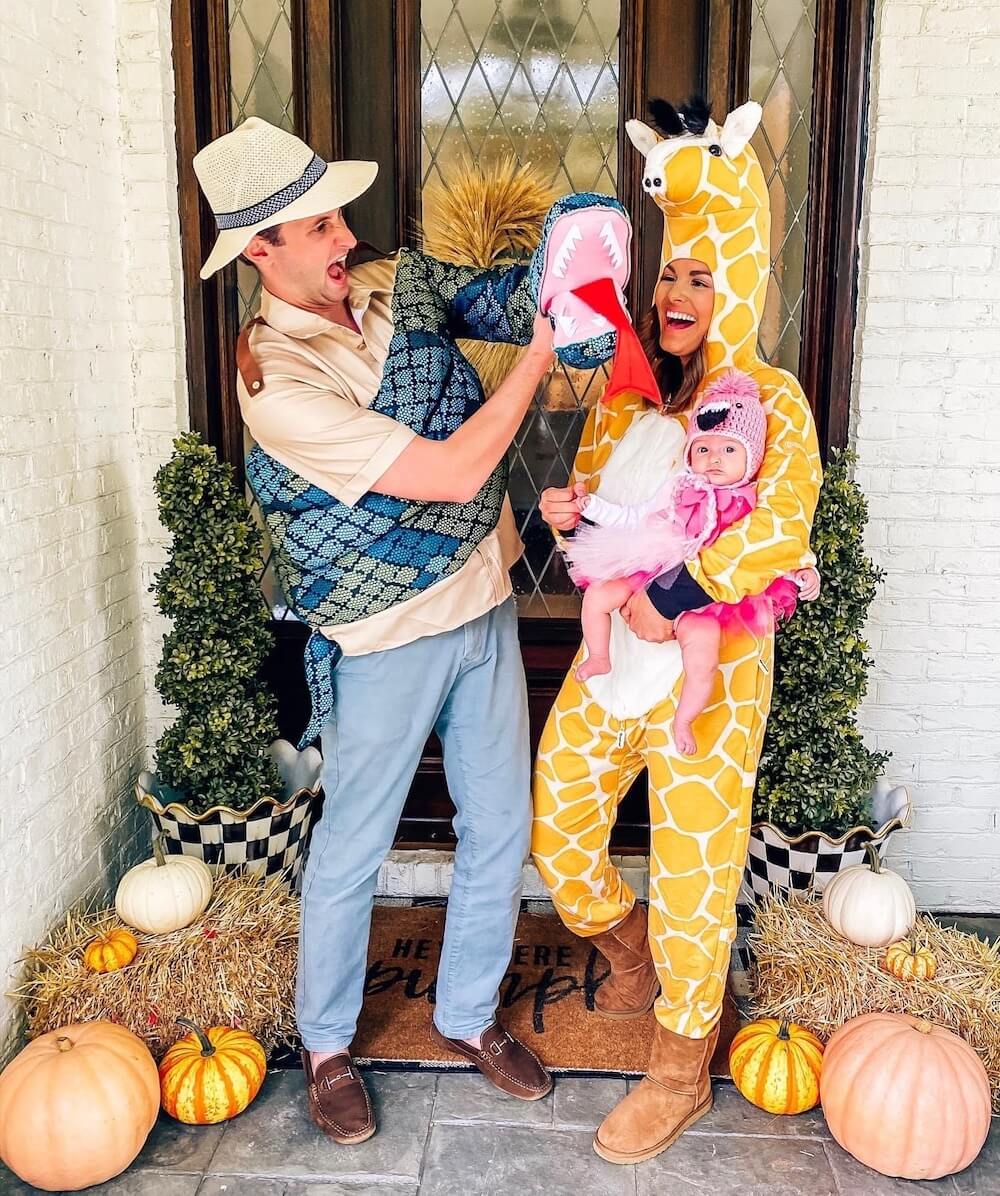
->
xmin=159 ymin=1018 xmax=266 ymax=1124
xmin=729 ymin=1018 xmax=824 ymax=1114
xmin=884 ymin=940 xmax=937 ymax=981
xmin=83 ymin=928 xmax=138 ymax=973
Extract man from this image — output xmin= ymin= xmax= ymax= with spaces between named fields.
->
xmin=192 ymin=117 xmax=559 ymax=1143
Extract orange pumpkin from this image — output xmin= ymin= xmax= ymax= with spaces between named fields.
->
xmin=0 ymin=1021 xmax=159 ymax=1191
xmin=729 ymin=1017 xmax=824 ymax=1114
xmin=821 ymin=1013 xmax=991 ymax=1180
xmin=159 ymin=1017 xmax=266 ymax=1124
xmin=83 ymin=928 xmax=138 ymax=973
xmin=884 ymin=940 xmax=936 ymax=981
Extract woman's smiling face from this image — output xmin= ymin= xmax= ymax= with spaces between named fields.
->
xmin=654 ymin=258 xmax=715 ymax=360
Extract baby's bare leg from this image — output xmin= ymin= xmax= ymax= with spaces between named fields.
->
xmin=672 ymin=611 xmax=723 ymax=755
xmin=577 ymin=578 xmax=636 ymax=681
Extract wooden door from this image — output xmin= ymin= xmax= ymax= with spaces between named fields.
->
xmin=172 ymin=0 xmax=873 ymax=849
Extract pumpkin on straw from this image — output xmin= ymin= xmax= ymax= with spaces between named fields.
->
xmin=160 ymin=1017 xmax=266 ymax=1124
xmin=750 ymin=892 xmax=1000 ymax=1110
xmin=13 ymin=872 xmax=299 ymax=1060
xmin=884 ymin=940 xmax=937 ymax=981
xmin=83 ymin=928 xmax=138 ymax=974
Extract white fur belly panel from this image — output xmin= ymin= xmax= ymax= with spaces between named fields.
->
xmin=582 ymin=411 xmax=688 ymax=720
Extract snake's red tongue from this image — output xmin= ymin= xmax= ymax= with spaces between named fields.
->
xmin=570 ymin=277 xmax=661 ymax=407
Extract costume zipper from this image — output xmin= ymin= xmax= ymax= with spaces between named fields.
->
xmin=616 ymin=726 xmax=627 ymax=749
xmin=758 ymin=658 xmax=769 ymax=675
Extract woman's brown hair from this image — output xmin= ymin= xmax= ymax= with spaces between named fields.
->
xmin=637 ymin=306 xmax=706 ymax=415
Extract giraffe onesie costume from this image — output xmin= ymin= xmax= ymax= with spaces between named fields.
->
xmin=531 ymin=101 xmax=822 ymax=1041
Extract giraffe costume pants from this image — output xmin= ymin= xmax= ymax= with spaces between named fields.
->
xmin=531 ymin=624 xmax=773 ymax=1039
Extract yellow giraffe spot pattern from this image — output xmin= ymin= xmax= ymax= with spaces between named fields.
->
xmin=531 ymin=104 xmax=822 ymax=1040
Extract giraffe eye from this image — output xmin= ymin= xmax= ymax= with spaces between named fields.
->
xmin=643 ymin=176 xmax=651 ymax=189
xmin=653 ymin=177 xmax=662 ymax=188
xmin=709 ymin=144 xmax=723 ymax=157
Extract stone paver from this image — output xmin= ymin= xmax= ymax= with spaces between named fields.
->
xmin=1 ymin=1074 xmax=990 ymax=1195
xmin=206 ymin=1069 xmax=436 ymax=1184
xmin=419 ymin=1123 xmax=632 ymax=1196
xmin=636 ymin=1133 xmax=839 ymax=1195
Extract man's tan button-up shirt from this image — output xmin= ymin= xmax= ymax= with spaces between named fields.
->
xmin=236 ymin=255 xmax=523 ymax=656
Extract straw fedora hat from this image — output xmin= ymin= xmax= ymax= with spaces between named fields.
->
xmin=193 ymin=117 xmax=378 ymax=279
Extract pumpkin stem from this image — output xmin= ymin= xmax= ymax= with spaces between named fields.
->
xmin=913 ymin=1019 xmax=934 ymax=1035
xmin=863 ymin=843 xmax=882 ymax=873
xmin=776 ymin=1020 xmax=791 ymax=1041
xmin=152 ymin=833 xmax=167 ymax=868
xmin=55 ymin=1036 xmax=73 ymax=1052
xmin=177 ymin=1017 xmax=215 ymax=1057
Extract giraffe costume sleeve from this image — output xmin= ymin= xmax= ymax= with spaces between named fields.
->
xmin=532 ymin=98 xmax=821 ymax=1041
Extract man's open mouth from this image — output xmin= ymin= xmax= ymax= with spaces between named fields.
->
xmin=327 ymin=258 xmax=347 ymax=283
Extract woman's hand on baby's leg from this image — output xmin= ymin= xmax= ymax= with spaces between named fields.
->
xmin=621 ymin=588 xmax=675 ymax=643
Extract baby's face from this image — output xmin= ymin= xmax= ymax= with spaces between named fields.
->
xmin=688 ymin=435 xmax=747 ymax=485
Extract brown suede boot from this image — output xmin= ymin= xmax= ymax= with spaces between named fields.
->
xmin=593 ymin=1020 xmax=719 ymax=1164
xmin=589 ymin=902 xmax=659 ymax=1019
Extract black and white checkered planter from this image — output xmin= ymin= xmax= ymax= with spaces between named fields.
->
xmin=741 ymin=780 xmax=912 ymax=902
xmin=136 ymin=740 xmax=322 ymax=883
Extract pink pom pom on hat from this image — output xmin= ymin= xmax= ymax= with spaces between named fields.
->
xmin=685 ymin=370 xmax=767 ymax=485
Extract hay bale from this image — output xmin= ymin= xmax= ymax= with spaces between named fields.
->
xmin=750 ymin=893 xmax=1000 ymax=1110
xmin=11 ymin=873 xmax=299 ymax=1059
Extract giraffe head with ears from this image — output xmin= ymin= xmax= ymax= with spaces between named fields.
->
xmin=626 ymin=97 xmax=772 ymax=372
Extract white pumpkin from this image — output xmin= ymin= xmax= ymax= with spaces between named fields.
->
xmin=822 ymin=844 xmax=915 ymax=948
xmin=115 ymin=837 xmax=213 ymax=934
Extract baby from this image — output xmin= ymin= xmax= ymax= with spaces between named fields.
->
xmin=561 ymin=370 xmax=819 ymax=755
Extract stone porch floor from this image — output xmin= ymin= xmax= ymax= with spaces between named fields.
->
xmin=2 ymin=1068 xmax=997 ymax=1196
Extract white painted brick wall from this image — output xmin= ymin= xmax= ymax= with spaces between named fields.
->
xmin=854 ymin=0 xmax=1000 ymax=912
xmin=0 ymin=0 xmax=186 ymax=1061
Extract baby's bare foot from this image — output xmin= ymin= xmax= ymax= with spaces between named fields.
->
xmin=673 ymin=721 xmax=697 ymax=756
xmin=576 ymin=656 xmax=611 ymax=682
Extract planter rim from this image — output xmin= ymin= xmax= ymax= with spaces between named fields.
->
xmin=750 ymin=803 xmax=912 ymax=850
xmin=136 ymin=778 xmax=319 ymax=823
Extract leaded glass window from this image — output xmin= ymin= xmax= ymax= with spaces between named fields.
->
xmin=749 ymin=0 xmax=817 ymax=374
xmin=421 ymin=0 xmax=621 ymax=617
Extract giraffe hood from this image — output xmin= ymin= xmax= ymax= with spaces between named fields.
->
xmin=626 ymin=98 xmax=770 ymax=374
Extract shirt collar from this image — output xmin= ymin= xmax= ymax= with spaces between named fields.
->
xmin=259 ymin=273 xmax=383 ymax=340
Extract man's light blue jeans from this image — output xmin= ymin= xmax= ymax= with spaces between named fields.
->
xmin=296 ymin=596 xmax=530 ymax=1052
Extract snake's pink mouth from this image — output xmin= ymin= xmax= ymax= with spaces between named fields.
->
xmin=539 ymin=209 xmax=632 ymax=347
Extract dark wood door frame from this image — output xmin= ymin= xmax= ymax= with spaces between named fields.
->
xmin=171 ymin=0 xmax=874 ymax=849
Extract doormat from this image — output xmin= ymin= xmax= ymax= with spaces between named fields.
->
xmin=351 ymin=905 xmax=742 ymax=1076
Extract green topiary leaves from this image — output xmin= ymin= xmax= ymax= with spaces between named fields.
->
xmin=151 ymin=432 xmax=283 ymax=813
xmin=754 ymin=448 xmax=890 ymax=836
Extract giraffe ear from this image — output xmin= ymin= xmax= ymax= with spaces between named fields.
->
xmin=625 ymin=119 xmax=660 ymax=158
xmin=719 ymin=101 xmax=762 ymax=157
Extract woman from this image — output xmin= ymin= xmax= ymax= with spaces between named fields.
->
xmin=532 ymin=98 xmax=823 ymax=1164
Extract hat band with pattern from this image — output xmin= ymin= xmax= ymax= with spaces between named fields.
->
xmin=214 ymin=153 xmax=327 ymax=231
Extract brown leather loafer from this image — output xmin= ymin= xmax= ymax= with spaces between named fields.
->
xmin=302 ymin=1049 xmax=376 ymax=1144
xmin=431 ymin=1021 xmax=553 ymax=1101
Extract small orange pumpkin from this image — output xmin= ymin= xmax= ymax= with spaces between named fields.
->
xmin=83 ymin=928 xmax=138 ymax=973
xmin=729 ymin=1017 xmax=824 ymax=1114
xmin=884 ymin=940 xmax=936 ymax=981
xmin=159 ymin=1018 xmax=266 ymax=1124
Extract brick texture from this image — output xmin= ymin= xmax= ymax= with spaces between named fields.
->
xmin=854 ymin=0 xmax=1000 ymax=911
xmin=0 ymin=0 xmax=186 ymax=1062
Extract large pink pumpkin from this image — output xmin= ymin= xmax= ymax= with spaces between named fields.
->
xmin=820 ymin=1012 xmax=991 ymax=1180
xmin=0 ymin=1021 xmax=160 ymax=1191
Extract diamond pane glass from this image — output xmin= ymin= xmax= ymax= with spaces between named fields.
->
xmin=228 ymin=0 xmax=295 ymax=616
xmin=421 ymin=0 xmax=620 ymax=616
xmin=228 ymin=0 xmax=295 ymax=329
xmin=749 ymin=0 xmax=816 ymax=375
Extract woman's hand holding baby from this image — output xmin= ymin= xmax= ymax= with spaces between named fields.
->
xmin=541 ymin=482 xmax=589 ymax=531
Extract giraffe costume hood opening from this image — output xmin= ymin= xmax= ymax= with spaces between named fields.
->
xmin=626 ymin=97 xmax=769 ymax=375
